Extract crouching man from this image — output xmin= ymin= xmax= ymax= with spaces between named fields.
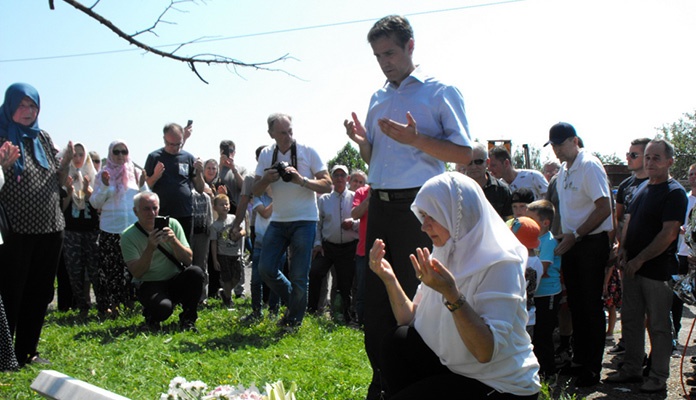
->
xmin=120 ymin=191 xmax=205 ymax=330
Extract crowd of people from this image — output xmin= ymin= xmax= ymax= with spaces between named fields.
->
xmin=1 ymin=13 xmax=694 ymax=400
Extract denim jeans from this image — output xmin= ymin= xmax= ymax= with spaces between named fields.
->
xmin=259 ymin=221 xmax=316 ymax=323
xmin=251 ymin=241 xmax=282 ymax=313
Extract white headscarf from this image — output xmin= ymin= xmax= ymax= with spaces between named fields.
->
xmin=410 ymin=172 xmax=526 ymax=280
xmin=410 ymin=172 xmax=538 ymax=395
xmin=68 ymin=142 xmax=97 ymax=210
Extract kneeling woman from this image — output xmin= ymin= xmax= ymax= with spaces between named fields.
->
xmin=369 ymin=172 xmax=540 ymax=399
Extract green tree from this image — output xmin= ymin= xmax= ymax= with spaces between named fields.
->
xmin=659 ymin=110 xmax=696 ymax=180
xmin=592 ymin=152 xmax=624 ymax=166
xmin=512 ymin=145 xmax=543 ymax=171
xmin=327 ymin=142 xmax=367 ymax=174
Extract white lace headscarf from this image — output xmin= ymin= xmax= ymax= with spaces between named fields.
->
xmin=68 ymin=142 xmax=97 ymax=210
xmin=411 ymin=172 xmax=526 ymax=281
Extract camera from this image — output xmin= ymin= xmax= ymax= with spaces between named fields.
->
xmin=220 ymin=143 xmax=231 ymax=157
xmin=154 ymin=215 xmax=169 ymax=230
xmin=267 ymin=161 xmax=293 ymax=182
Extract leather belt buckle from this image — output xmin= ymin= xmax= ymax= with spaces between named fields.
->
xmin=378 ymin=191 xmax=390 ymax=202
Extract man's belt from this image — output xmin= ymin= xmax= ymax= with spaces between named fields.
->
xmin=323 ymin=240 xmax=358 ymax=248
xmin=372 ymin=187 xmax=421 ymax=202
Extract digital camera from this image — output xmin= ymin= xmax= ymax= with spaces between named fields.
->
xmin=267 ymin=161 xmax=293 ymax=182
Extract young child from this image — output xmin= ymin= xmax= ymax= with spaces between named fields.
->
xmin=527 ymin=200 xmax=562 ymax=379
xmin=510 ymin=216 xmax=543 ymax=337
xmin=209 ymin=194 xmax=246 ymax=309
xmin=511 ymin=187 xmax=535 ymax=218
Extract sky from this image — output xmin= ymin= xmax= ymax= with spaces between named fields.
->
xmin=2 ymin=0 xmax=695 ymax=172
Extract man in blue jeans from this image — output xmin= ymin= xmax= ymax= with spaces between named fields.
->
xmin=252 ymin=113 xmax=331 ymax=328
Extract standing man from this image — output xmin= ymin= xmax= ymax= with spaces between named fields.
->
xmin=488 ymin=146 xmax=548 ymax=200
xmin=253 ymin=113 xmax=331 ymax=329
xmin=145 ymin=123 xmax=205 ymax=243
xmin=463 ymin=142 xmax=513 ymax=219
xmin=308 ymin=165 xmax=359 ymax=322
xmin=546 ymin=122 xmax=612 ymax=387
xmin=605 ymin=139 xmax=687 ymax=393
xmin=607 ymin=138 xmax=650 ymax=355
xmin=344 ymin=15 xmax=471 ymax=399
xmin=542 ymin=160 xmax=561 ymax=182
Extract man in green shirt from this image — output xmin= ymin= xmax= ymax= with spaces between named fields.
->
xmin=120 ymin=191 xmax=205 ymax=330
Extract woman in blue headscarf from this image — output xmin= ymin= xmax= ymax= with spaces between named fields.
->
xmin=0 ymin=82 xmax=72 ymax=367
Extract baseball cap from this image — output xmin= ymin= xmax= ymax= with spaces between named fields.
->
xmin=511 ymin=187 xmax=535 ymax=204
xmin=331 ymin=165 xmax=349 ymax=175
xmin=510 ymin=216 xmax=541 ymax=249
xmin=544 ymin=122 xmax=577 ymax=147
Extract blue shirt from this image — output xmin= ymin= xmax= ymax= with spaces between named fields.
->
xmin=535 ymin=231 xmax=562 ymax=297
xmin=365 ymin=67 xmax=471 ymax=189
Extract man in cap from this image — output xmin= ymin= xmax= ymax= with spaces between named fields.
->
xmin=308 ymin=165 xmax=359 ymax=322
xmin=546 ymin=122 xmax=613 ymax=387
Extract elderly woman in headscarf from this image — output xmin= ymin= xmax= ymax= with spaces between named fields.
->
xmin=369 ymin=172 xmax=540 ymax=399
xmin=61 ymin=142 xmax=100 ymax=317
xmin=90 ymin=140 xmax=142 ymax=317
xmin=0 ymin=82 xmax=72 ymax=366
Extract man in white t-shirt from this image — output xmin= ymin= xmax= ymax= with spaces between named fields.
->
xmin=252 ymin=113 xmax=332 ymax=328
xmin=488 ymin=146 xmax=548 ymax=200
xmin=546 ymin=122 xmax=612 ymax=387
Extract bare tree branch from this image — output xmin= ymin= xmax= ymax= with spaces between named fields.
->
xmin=53 ymin=0 xmax=296 ymax=83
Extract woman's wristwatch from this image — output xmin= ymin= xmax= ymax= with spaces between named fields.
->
xmin=443 ymin=293 xmax=466 ymax=312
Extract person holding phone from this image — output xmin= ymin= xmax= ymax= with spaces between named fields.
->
xmin=120 ymin=191 xmax=204 ymax=331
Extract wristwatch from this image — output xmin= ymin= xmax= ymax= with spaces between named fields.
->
xmin=572 ymin=230 xmax=582 ymax=242
xmin=443 ymin=293 xmax=466 ymax=312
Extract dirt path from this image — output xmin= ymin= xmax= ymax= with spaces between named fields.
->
xmin=556 ymin=306 xmax=696 ymax=399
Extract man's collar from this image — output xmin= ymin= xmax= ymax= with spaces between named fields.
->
xmin=385 ymin=65 xmax=426 ymax=89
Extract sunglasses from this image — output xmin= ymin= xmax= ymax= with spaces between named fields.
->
xmin=468 ymin=159 xmax=485 ymax=166
xmin=112 ymin=149 xmax=129 ymax=156
xmin=91 ymin=159 xmax=100 ymax=164
xmin=626 ymin=152 xmax=641 ymax=159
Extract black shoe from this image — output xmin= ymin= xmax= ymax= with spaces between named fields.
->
xmin=558 ymin=364 xmax=584 ymax=377
xmin=608 ymin=344 xmax=625 ymax=354
xmin=179 ymin=319 xmax=198 ymax=332
xmin=277 ymin=317 xmax=301 ymax=332
xmin=604 ymin=372 xmax=643 ymax=384
xmin=575 ymin=370 xmax=600 ymax=387
xmin=25 ymin=354 xmax=51 ymax=366
xmin=240 ymin=311 xmax=262 ymax=324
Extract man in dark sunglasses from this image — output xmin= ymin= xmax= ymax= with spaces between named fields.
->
xmin=459 ymin=142 xmax=512 ymax=219
xmin=606 ymin=138 xmax=650 ymax=356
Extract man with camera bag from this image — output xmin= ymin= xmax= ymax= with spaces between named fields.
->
xmin=252 ymin=113 xmax=331 ymax=329
xmin=120 ymin=191 xmax=205 ymax=331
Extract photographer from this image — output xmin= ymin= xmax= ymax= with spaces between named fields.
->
xmin=252 ymin=113 xmax=331 ymax=329
xmin=120 ymin=191 xmax=205 ymax=331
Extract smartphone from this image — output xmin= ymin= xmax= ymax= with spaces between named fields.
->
xmin=154 ymin=215 xmax=169 ymax=230
xmin=186 ymin=119 xmax=193 ymax=127
xmin=221 ymin=143 xmax=231 ymax=157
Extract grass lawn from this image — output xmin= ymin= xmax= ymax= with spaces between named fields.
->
xmin=0 ymin=299 xmax=369 ymax=399
xmin=0 ymin=298 xmax=570 ymax=399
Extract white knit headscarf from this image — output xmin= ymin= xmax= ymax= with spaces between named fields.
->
xmin=410 ymin=172 xmax=526 ymax=281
